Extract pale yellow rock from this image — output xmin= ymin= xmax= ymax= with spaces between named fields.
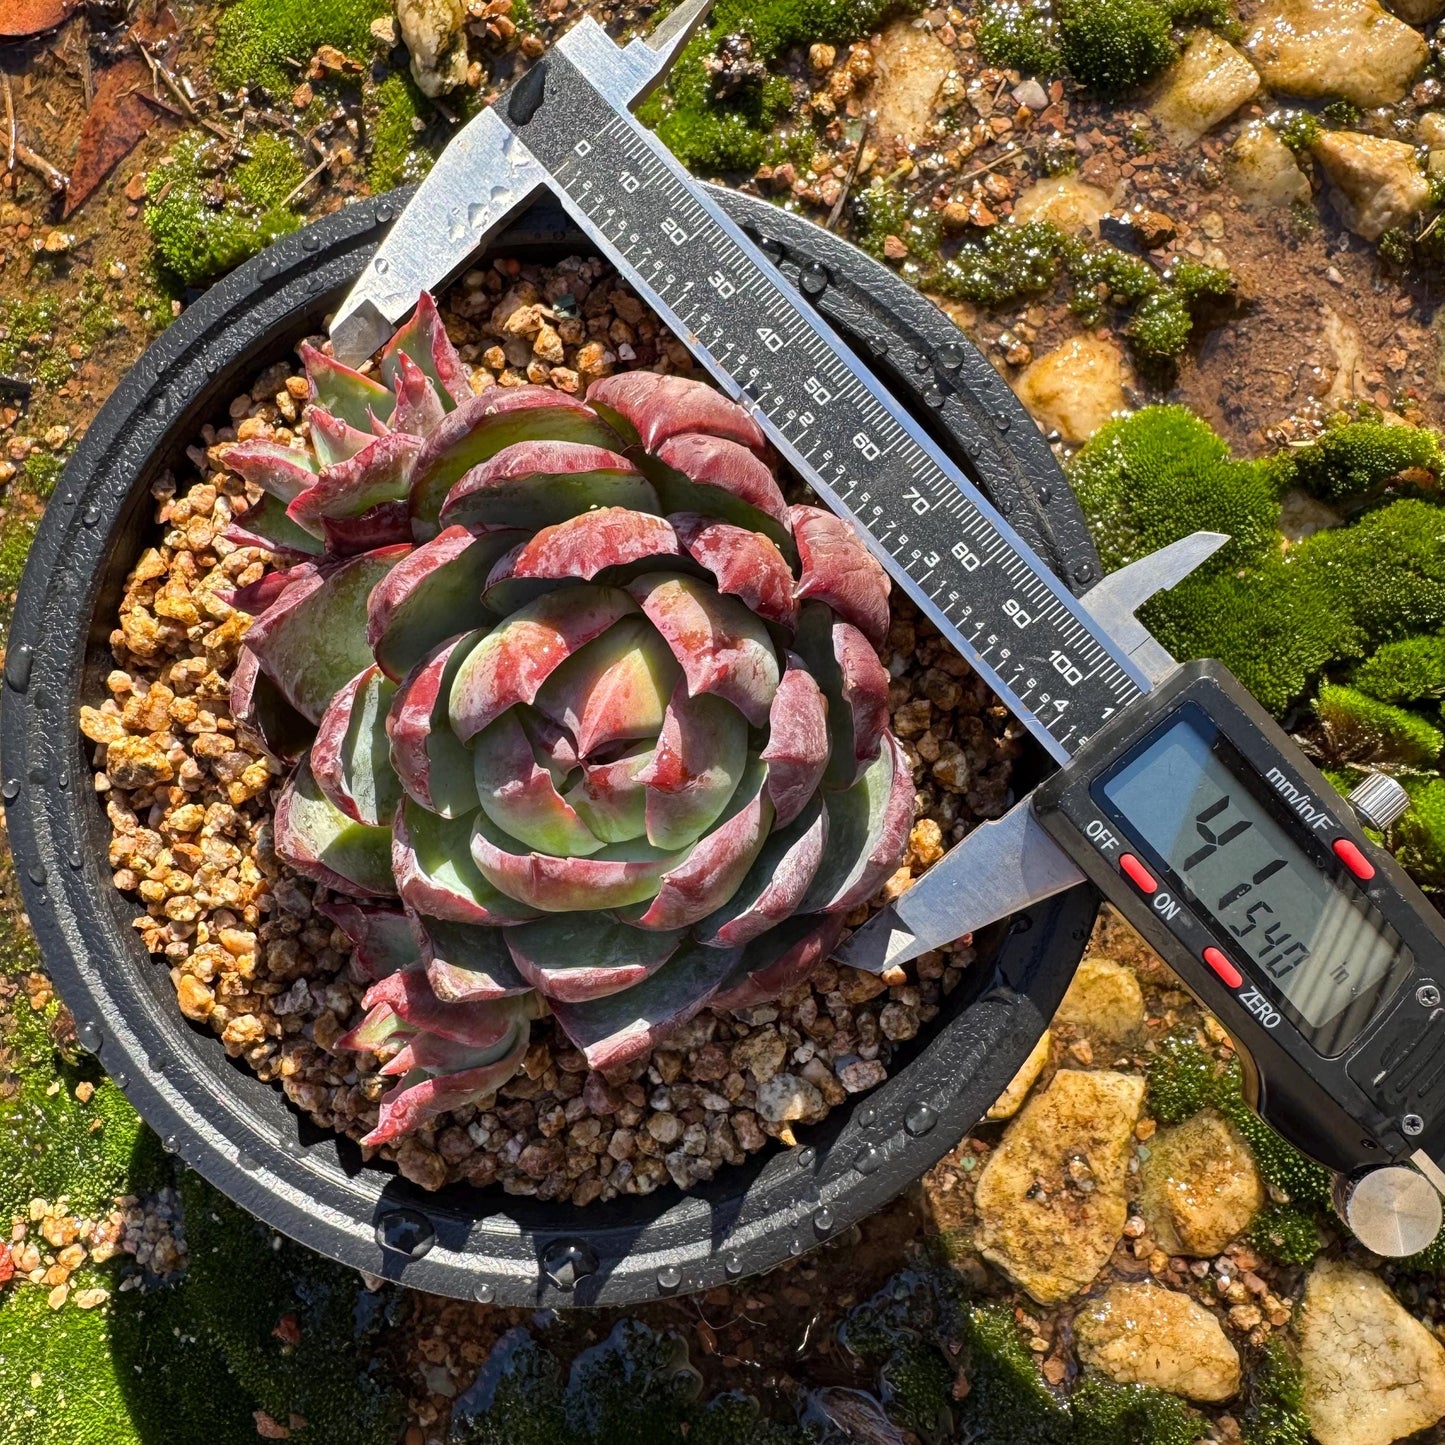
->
xmin=1226 ymin=122 xmax=1312 ymax=210
xmin=1417 ymin=113 xmax=1445 ymax=148
xmin=1054 ymin=954 xmax=1145 ymax=1044
xmin=1015 ymin=337 xmax=1133 ymax=446
xmin=1245 ymin=0 xmax=1428 ymax=109
xmin=1299 ymin=1258 xmax=1445 ymax=1445
xmin=1322 ymin=304 xmax=1370 ymax=406
xmin=973 ymin=1069 xmax=1145 ymax=1305
xmin=869 ymin=20 xmax=955 ymax=145
xmin=1139 ymin=1109 xmax=1265 ymax=1257
xmin=1075 ymin=1283 xmax=1242 ymax=1402
xmin=396 ymin=0 xmax=468 ymax=96
xmin=1011 ymin=174 xmax=1117 ymax=236
xmin=987 ymin=1030 xmax=1051 ymax=1121
xmin=1150 ymin=31 xmax=1261 ymax=147
xmin=926 ymin=294 xmax=978 ymax=334
xmin=1312 ymin=130 xmax=1431 ymax=241
xmin=1280 ymin=488 xmax=1346 ymax=543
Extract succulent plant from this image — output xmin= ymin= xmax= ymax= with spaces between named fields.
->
xmin=223 ymin=294 xmax=909 ymax=1148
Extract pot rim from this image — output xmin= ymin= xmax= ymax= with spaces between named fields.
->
xmin=1 ymin=186 xmax=1099 ymax=1305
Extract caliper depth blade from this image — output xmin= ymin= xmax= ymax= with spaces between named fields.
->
xmin=834 ymin=798 xmax=1087 ymax=974
xmin=467 ymin=18 xmax=1151 ymax=763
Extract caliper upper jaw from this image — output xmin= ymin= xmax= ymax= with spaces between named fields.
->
xmin=1078 ymin=530 xmax=1230 ymax=687
xmin=330 ymin=0 xmax=716 ymax=364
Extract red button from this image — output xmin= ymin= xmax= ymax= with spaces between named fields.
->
xmin=1203 ymin=947 xmax=1243 ymax=989
xmin=1333 ymin=838 xmax=1375 ymax=881
xmin=1119 ymin=853 xmax=1158 ymax=893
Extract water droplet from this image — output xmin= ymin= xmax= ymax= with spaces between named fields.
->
xmin=5 ymin=644 xmax=33 ymax=691
xmin=789 ymin=1237 xmax=804 ymax=1256
xmin=924 ymin=389 xmax=944 ymax=409
xmin=236 ymin=1148 xmax=260 ymax=1172
xmin=796 ymin=1146 xmax=816 ymax=1168
xmin=814 ymin=1207 xmax=834 ymax=1233
xmin=27 ymin=863 xmax=47 ymax=886
xmin=994 ymin=410 xmax=1011 ymax=431
xmin=2 ymin=779 xmax=18 ymax=801
xmin=1037 ymin=485 xmax=1052 ymax=505
xmin=656 ymin=1264 xmax=681 ymax=1291
xmin=149 ymin=1055 xmax=169 ymax=1074
xmin=163 ymin=1134 xmax=179 ymax=1153
xmin=301 ymin=231 xmax=320 ymax=253
xmin=467 ymin=201 xmax=488 ymax=227
xmin=939 ymin=344 xmax=963 ymax=370
xmin=28 ymin=765 xmax=47 ymax=785
xmin=76 ymin=1020 xmax=102 ymax=1052
xmin=31 ymin=687 xmax=50 ymax=712
xmin=489 ymin=183 xmax=510 ymax=203
xmin=376 ymin=202 xmax=394 ymax=223
xmin=472 ymin=1281 xmax=495 ymax=1304
xmin=68 ymin=851 xmax=83 ymax=870
xmin=857 ymin=1104 xmax=878 ymax=1128
xmin=374 ymin=1208 xmax=436 ymax=1259
xmin=374 ymin=255 xmax=390 ymax=273
xmin=905 ymin=1102 xmax=938 ymax=1137
xmin=111 ymin=1071 xmax=128 ymax=1089
xmin=541 ymin=1239 xmax=597 ymax=1292
xmin=724 ymin=1253 xmax=743 ymax=1276
xmin=56 ymin=772 xmax=68 ymax=790
xmin=853 ymin=1145 xmax=882 ymax=1175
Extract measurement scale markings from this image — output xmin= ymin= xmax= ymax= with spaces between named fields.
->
xmin=522 ymin=53 xmax=1145 ymax=761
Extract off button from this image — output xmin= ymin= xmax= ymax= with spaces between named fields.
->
xmin=1119 ymin=853 xmax=1158 ymax=893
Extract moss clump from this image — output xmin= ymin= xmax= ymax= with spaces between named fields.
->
xmin=853 ymin=181 xmax=943 ymax=262
xmin=978 ymin=0 xmax=1063 ymax=74
xmin=1071 ymin=1373 xmax=1207 ymax=1445
xmin=1269 ymin=420 xmax=1443 ymax=504
xmin=1146 ymin=1034 xmax=1333 ymax=1209
xmin=1241 ymin=1336 xmax=1311 ymax=1445
xmin=930 ymin=219 xmax=1071 ymax=304
xmin=1057 ymin=0 xmax=1176 ymax=96
xmin=369 ymin=71 xmax=435 ymax=192
xmin=20 ymin=452 xmax=63 ymax=501
xmin=1248 ymin=1202 xmax=1324 ymax=1265
xmin=1315 ymin=683 xmax=1443 ymax=767
xmin=1070 ymin=406 xmax=1278 ymax=579
xmin=1398 ymin=775 xmax=1445 ymax=889
xmin=214 ymin=0 xmax=389 ymax=96
xmin=958 ymin=1303 xmax=1072 ymax=1444
xmin=147 ymin=132 xmax=305 ymax=288
xmin=0 ymin=514 xmax=38 ymax=591
xmin=1272 ymin=108 xmax=1322 ymax=153
xmin=1352 ymin=634 xmax=1445 ymax=704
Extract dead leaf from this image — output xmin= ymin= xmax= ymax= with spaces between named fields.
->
xmin=0 ymin=0 xmax=78 ymax=40
xmin=63 ymin=56 xmax=156 ymax=219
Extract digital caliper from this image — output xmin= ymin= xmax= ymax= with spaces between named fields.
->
xmin=330 ymin=0 xmax=1445 ymax=1256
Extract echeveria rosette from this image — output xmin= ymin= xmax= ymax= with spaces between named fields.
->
xmin=223 ymin=294 xmax=910 ymax=1151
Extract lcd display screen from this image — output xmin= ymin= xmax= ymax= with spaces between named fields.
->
xmin=1101 ymin=711 xmax=1410 ymax=1032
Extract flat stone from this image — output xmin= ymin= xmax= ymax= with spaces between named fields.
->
xmin=1015 ymin=337 xmax=1134 ymax=446
xmin=1150 ymin=31 xmax=1261 ymax=147
xmin=869 ymin=20 xmax=954 ymax=145
xmin=1226 ymin=122 xmax=1312 ymax=211
xmin=987 ymin=1030 xmax=1051 ymax=1121
xmin=1312 ymin=130 xmax=1430 ymax=241
xmin=1245 ymin=0 xmax=1428 ymax=109
xmin=1053 ymin=955 xmax=1145 ymax=1044
xmin=1299 ymin=1258 xmax=1445 ymax=1445
xmin=973 ymin=1069 xmax=1145 ymax=1305
xmin=397 ymin=0 xmax=468 ymax=97
xmin=756 ymin=1073 xmax=825 ymax=1123
xmin=1139 ymin=1109 xmax=1264 ymax=1256
xmin=1076 ymin=1283 xmax=1242 ymax=1402
xmin=1011 ymin=174 xmax=1117 ymax=236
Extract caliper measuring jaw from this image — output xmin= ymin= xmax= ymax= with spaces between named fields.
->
xmin=329 ymin=0 xmax=717 ymax=366
xmin=835 ymin=531 xmax=1230 ymax=976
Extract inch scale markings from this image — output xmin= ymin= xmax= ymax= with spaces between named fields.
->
xmin=507 ymin=54 xmax=1150 ymax=762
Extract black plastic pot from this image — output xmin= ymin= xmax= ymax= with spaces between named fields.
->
xmin=1 ymin=186 xmax=1100 ymax=1305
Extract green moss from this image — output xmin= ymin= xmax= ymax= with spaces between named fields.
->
xmin=0 ymin=514 xmax=38 ymax=592
xmin=878 ymin=1334 xmax=954 ymax=1438
xmin=147 ymin=132 xmax=305 ymax=288
xmin=1397 ymin=775 xmax=1445 ymax=889
xmin=1248 ymin=1202 xmax=1324 ymax=1265
xmin=1320 ymin=98 xmax=1363 ymax=129
xmin=1057 ymin=0 xmax=1176 ymax=96
xmin=1351 ymin=634 xmax=1445 ymax=704
xmin=1070 ymin=406 xmax=1279 ymax=577
xmin=1147 ymin=1034 xmax=1333 ymax=1209
xmin=1272 ymin=108 xmax=1321 ymax=153
xmin=689 ymin=1394 xmax=814 ymax=1445
xmin=214 ymin=0 xmax=389 ymax=96
xmin=978 ymin=0 xmax=1062 ymax=74
xmin=1125 ymin=261 xmax=1231 ymax=361
xmin=959 ymin=1303 xmax=1072 ymax=1444
xmin=1068 ymin=245 xmax=1159 ymax=323
xmin=20 ymin=452 xmax=63 ymax=501
xmin=369 ymin=71 xmax=435 ymax=192
xmin=853 ymin=181 xmax=943 ymax=261
xmin=930 ymin=220 xmax=1070 ymax=305
xmin=1071 ymin=1373 xmax=1207 ymax=1445
xmin=1315 ymin=683 xmax=1443 ymax=766
xmin=455 ymin=1330 xmax=569 ymax=1445
xmin=1269 ymin=420 xmax=1443 ymax=504
xmin=1241 ymin=1336 xmax=1311 ymax=1445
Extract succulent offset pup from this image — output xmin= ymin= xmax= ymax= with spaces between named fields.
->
xmin=222 ymin=294 xmax=911 ymax=1149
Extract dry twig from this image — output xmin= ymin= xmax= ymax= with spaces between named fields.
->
xmin=826 ymin=121 xmax=869 ymax=232
xmin=2 ymin=72 xmax=14 ymax=174
xmin=15 ymin=141 xmax=67 ymax=192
